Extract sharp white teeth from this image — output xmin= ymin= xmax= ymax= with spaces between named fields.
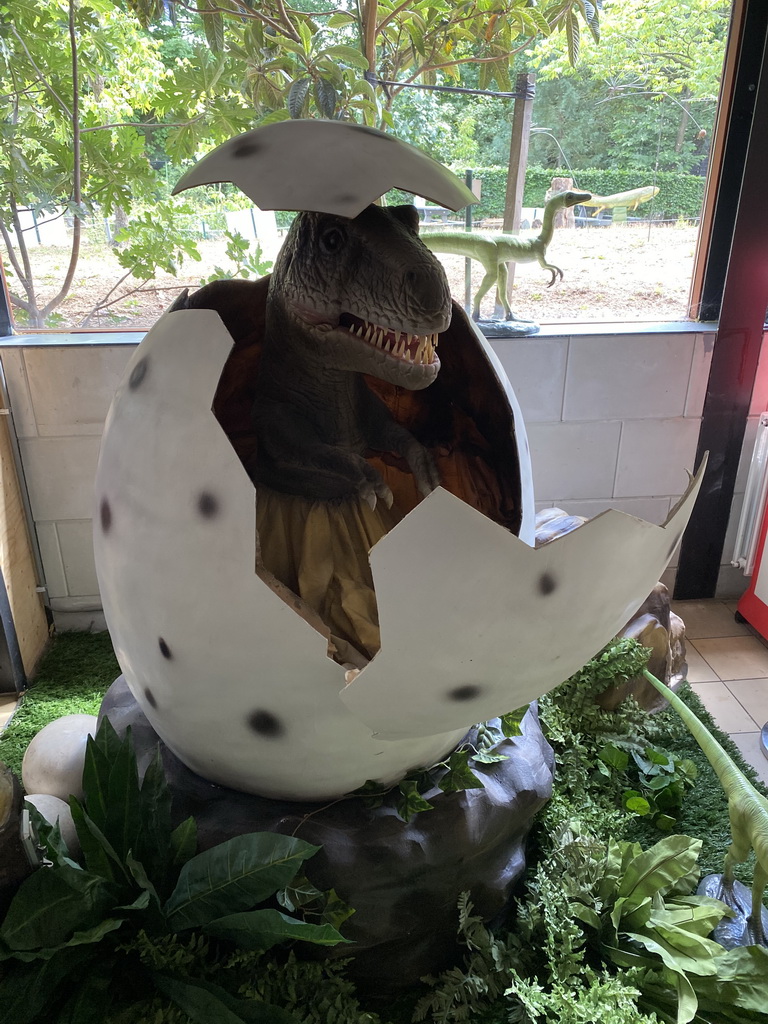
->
xmin=416 ymin=338 xmax=426 ymax=364
xmin=364 ymin=324 xmax=374 ymax=341
xmin=395 ymin=337 xmax=405 ymax=357
xmin=384 ymin=339 xmax=392 ymax=353
xmin=376 ymin=329 xmax=384 ymax=347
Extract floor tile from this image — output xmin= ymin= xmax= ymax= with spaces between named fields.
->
xmin=724 ymin=678 xmax=768 ymax=728
xmin=689 ymin=681 xmax=759 ymax=733
xmin=690 ymin=636 xmax=768 ymax=681
xmin=672 ymin=599 xmax=750 ymax=639
xmin=684 ymin=642 xmax=719 ymax=683
xmin=729 ymin=732 xmax=768 ymax=787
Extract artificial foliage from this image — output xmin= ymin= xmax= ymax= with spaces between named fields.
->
xmin=2 ymin=633 xmax=768 ymax=1022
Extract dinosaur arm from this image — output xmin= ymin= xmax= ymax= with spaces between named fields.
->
xmin=253 ymin=398 xmax=393 ymax=508
xmin=361 ymin=387 xmax=440 ymax=496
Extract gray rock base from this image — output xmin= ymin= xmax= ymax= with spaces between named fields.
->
xmin=100 ymin=677 xmax=554 ymax=991
xmin=698 ymin=873 xmax=768 ymax=948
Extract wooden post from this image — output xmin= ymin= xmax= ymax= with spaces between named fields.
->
xmin=546 ymin=176 xmax=575 ymax=228
xmin=497 ymin=72 xmax=535 ymax=317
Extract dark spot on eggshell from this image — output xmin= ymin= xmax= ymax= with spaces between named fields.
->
xmin=248 ymin=709 xmax=285 ymax=738
xmin=334 ymin=194 xmax=358 ymax=205
xmin=447 ymin=684 xmax=482 ymax=702
xmin=233 ymin=140 xmax=262 ymax=158
xmin=129 ymin=358 xmax=148 ymax=390
xmin=100 ymin=498 xmax=112 ymax=533
xmin=159 ymin=637 xmax=172 ymax=660
xmin=144 ymin=688 xmax=157 ymax=709
xmin=538 ymin=572 xmax=556 ymax=596
xmin=197 ymin=491 xmax=219 ymax=518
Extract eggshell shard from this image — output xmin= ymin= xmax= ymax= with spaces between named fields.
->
xmin=172 ymin=119 xmax=477 ymax=219
xmin=24 ymin=793 xmax=81 ymax=856
xmin=341 ymin=462 xmax=705 ymax=739
xmin=21 ymin=714 xmax=98 ymax=801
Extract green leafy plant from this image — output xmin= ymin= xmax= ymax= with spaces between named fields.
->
xmin=0 ymin=719 xmax=349 ymax=1023
xmin=199 ymin=229 xmax=274 ymax=285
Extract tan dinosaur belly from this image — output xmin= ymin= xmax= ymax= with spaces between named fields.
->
xmin=256 ymin=486 xmax=401 ymax=666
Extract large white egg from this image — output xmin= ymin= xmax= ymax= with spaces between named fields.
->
xmin=93 ymin=289 xmax=702 ymax=801
xmin=21 ymin=714 xmax=97 ymax=800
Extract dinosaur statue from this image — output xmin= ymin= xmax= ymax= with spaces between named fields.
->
xmin=421 ymin=189 xmax=591 ymax=322
xmin=643 ymin=667 xmax=768 ymax=946
xmin=581 ymin=185 xmax=659 ymax=217
xmin=174 ymin=202 xmax=451 ymax=664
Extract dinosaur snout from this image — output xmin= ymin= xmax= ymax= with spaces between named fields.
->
xmin=400 ymin=264 xmax=452 ymax=330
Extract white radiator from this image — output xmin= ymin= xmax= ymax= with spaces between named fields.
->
xmin=732 ymin=412 xmax=768 ymax=575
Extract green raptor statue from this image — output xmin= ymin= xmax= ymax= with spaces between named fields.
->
xmin=421 ymin=189 xmax=591 ymax=321
xmin=582 ymin=185 xmax=659 ymax=217
xmin=644 ymin=667 xmax=768 ymax=946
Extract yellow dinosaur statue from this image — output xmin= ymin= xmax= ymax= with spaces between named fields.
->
xmin=582 ymin=185 xmax=659 ymax=217
xmin=421 ymin=190 xmax=591 ymax=321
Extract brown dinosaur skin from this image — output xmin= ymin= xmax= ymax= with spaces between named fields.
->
xmin=251 ymin=204 xmax=450 ymax=507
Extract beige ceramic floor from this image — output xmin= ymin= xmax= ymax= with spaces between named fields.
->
xmin=673 ymin=599 xmax=768 ymax=787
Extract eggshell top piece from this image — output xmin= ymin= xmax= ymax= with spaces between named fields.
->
xmin=172 ymin=119 xmax=477 ymax=218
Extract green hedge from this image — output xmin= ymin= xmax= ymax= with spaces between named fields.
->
xmin=389 ymin=166 xmax=705 ymax=220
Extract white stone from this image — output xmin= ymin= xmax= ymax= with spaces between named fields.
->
xmin=24 ymin=793 xmax=81 ymax=856
xmin=21 ymin=714 xmax=98 ymax=801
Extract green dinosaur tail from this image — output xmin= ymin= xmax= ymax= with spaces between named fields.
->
xmin=643 ymin=668 xmax=760 ymax=800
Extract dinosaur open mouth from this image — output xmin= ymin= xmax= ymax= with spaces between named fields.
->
xmin=338 ymin=313 xmax=439 ymax=366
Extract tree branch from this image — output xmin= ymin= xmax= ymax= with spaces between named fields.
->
xmin=171 ymin=0 xmax=294 ymax=40
xmin=80 ymin=115 xmax=205 ymax=133
xmin=375 ymin=0 xmax=410 ymax=35
xmin=41 ymin=0 xmax=82 ymax=320
xmin=362 ymin=0 xmax=378 ymax=71
xmin=0 ymin=215 xmax=29 ymax=290
xmin=9 ymin=25 xmax=73 ymax=120
xmin=7 ymin=291 xmax=32 ymax=314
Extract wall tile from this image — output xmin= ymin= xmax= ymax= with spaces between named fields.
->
xmin=490 ymin=336 xmax=568 ymax=422
xmin=684 ymin=332 xmax=715 ymax=417
xmin=563 ymin=333 xmax=695 ymax=421
xmin=19 ymin=436 xmax=101 ymax=520
xmin=57 ymin=520 xmax=99 ymax=597
xmin=1 ymin=349 xmax=37 ymax=438
xmin=526 ymin=420 xmax=621 ymax=502
xmin=35 ymin=522 xmax=67 ymax=599
xmin=614 ymin=418 xmax=701 ymax=497
xmin=24 ymin=346 xmax=131 ymax=436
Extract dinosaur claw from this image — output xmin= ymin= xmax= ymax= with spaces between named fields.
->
xmin=364 ymin=489 xmax=377 ymax=511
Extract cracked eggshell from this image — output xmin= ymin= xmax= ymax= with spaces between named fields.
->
xmin=172 ymin=119 xmax=477 ymax=219
xmin=94 ymin=308 xmax=479 ymax=801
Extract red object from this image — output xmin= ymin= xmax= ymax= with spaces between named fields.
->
xmin=737 ymin=496 xmax=768 ymax=635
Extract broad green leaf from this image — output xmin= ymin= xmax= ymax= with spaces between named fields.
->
xmin=0 ymin=946 xmax=95 ymax=1024
xmin=152 ymin=972 xmax=298 ymax=1024
xmin=135 ymin=747 xmax=173 ymax=874
xmin=298 ymin=20 xmax=313 ymax=54
xmin=314 ymin=78 xmax=337 ymax=118
xmin=204 ymin=907 xmax=349 ymax=951
xmin=500 ymin=706 xmax=529 ymax=738
xmin=104 ymin=730 xmax=143 ymax=864
xmin=571 ymin=902 xmax=601 ymax=930
xmin=287 ymin=78 xmax=311 ymax=119
xmin=55 ymin=963 xmax=114 ymax=1024
xmin=69 ymin=799 xmax=128 ymax=887
xmin=327 ymin=13 xmax=356 ymax=28
xmin=439 ymin=749 xmax=484 ymax=793
xmin=566 ymin=12 xmax=580 ymax=66
xmin=622 ymin=929 xmax=717 ymax=978
xmin=624 ymin=795 xmax=651 ymax=815
xmin=396 ymin=780 xmax=434 ymax=821
xmin=617 ymin=836 xmax=702 ymax=913
xmin=164 ymin=832 xmax=319 ymax=932
xmin=25 ymin=802 xmax=71 ymax=867
xmin=697 ymin=946 xmax=768 ymax=1011
xmin=321 ymin=44 xmax=369 ymax=70
xmin=2 ymin=918 xmax=125 ymax=964
xmin=598 ymin=742 xmax=628 ymax=770
xmin=0 ymin=868 xmax=112 ymax=951
xmin=169 ymin=817 xmax=198 ymax=872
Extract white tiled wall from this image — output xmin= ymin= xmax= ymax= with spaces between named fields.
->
xmin=0 ymin=327 xmax=752 ymax=623
xmin=2 ymin=344 xmax=135 ymax=628
xmin=491 ymin=329 xmax=723 ymax=594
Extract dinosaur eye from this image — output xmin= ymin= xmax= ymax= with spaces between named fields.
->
xmin=320 ymin=227 xmax=344 ymax=253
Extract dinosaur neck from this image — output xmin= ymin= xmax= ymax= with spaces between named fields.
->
xmin=643 ymin=669 xmax=758 ymax=796
xmin=538 ymin=201 xmax=561 ymax=248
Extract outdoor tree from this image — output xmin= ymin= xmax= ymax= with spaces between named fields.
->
xmin=2 ymin=0 xmax=603 ymax=328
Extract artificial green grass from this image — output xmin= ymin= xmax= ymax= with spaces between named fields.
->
xmin=625 ymin=681 xmax=768 ymax=884
xmin=0 ymin=631 xmax=118 ymax=776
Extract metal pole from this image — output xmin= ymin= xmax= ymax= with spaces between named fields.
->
xmin=464 ymin=169 xmax=473 ymax=315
